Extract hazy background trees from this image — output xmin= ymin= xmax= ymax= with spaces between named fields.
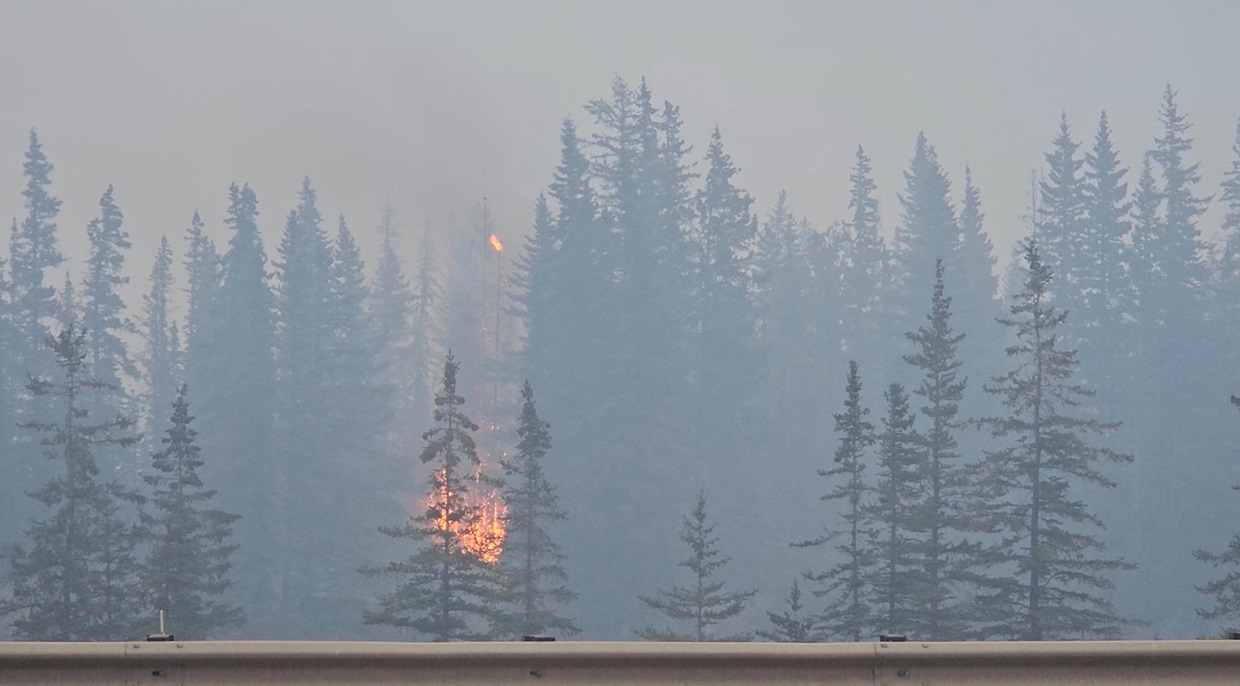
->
xmin=1 ymin=74 xmax=1239 ymax=641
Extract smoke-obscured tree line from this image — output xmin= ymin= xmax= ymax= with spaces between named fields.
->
xmin=1 ymin=79 xmax=1239 ymax=641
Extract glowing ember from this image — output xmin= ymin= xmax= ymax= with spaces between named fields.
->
xmin=488 ymin=233 xmax=503 ymax=253
xmin=426 ymin=468 xmax=507 ymax=564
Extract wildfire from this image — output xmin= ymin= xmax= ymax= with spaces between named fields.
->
xmin=426 ymin=468 xmax=507 ymax=564
xmin=489 ymin=233 xmax=504 ymax=253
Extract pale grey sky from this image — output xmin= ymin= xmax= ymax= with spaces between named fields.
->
xmin=1 ymin=0 xmax=1238 ymax=300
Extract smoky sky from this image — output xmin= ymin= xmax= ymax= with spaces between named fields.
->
xmin=1 ymin=0 xmax=1238 ymax=301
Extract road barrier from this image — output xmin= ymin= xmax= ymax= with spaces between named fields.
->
xmin=1 ymin=639 xmax=1239 ymax=684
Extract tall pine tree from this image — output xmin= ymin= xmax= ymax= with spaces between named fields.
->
xmin=975 ymin=240 xmax=1133 ymax=640
xmin=496 ymin=381 xmax=577 ymax=637
xmin=1 ymin=326 xmax=144 ymax=640
xmin=142 ymin=384 xmax=243 ymax=639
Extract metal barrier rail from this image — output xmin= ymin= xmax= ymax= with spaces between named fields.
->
xmin=2 ymin=639 xmax=1239 ymax=685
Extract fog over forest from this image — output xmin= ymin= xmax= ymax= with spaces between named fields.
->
xmin=1 ymin=0 xmax=1240 ymax=642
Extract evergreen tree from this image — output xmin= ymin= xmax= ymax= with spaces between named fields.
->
xmin=692 ymin=127 xmax=761 ymax=466
xmin=139 ymin=236 xmax=181 ymax=450
xmin=363 ymin=354 xmax=499 ymax=640
xmin=756 ymin=580 xmax=820 ymax=642
xmin=953 ymin=168 xmax=1004 ymax=387
xmin=82 ymin=185 xmax=138 ymax=396
xmin=891 ymin=133 xmax=958 ymax=339
xmin=496 ymin=381 xmax=578 ymax=637
xmin=182 ymin=210 xmax=222 ymax=406
xmin=272 ymin=178 xmax=337 ymax=629
xmin=902 ymin=259 xmax=978 ymax=638
xmin=797 ymin=361 xmax=876 ymax=641
xmin=636 ymin=491 xmax=754 ymax=641
xmin=1 ymin=326 xmax=144 ymax=639
xmin=1220 ymin=121 xmax=1240 ymax=297
xmin=367 ymin=204 xmax=419 ymax=449
xmin=1080 ymin=111 xmax=1135 ymax=335
xmin=208 ymin=182 xmax=279 ymax=632
xmin=142 ymin=384 xmax=243 ymax=638
xmin=1193 ymin=395 xmax=1240 ymax=631
xmin=836 ymin=146 xmax=891 ymax=382
xmin=1034 ymin=114 xmax=1088 ymax=300
xmin=9 ymin=130 xmax=64 ymax=382
xmin=975 ymin=240 xmax=1133 ymax=640
xmin=869 ymin=382 xmax=921 ymax=637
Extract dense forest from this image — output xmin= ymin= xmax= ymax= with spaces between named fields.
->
xmin=1 ymin=77 xmax=1239 ymax=642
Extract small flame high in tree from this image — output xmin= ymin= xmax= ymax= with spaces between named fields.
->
xmin=363 ymin=353 xmax=502 ymax=640
xmin=975 ymin=240 xmax=1133 ymax=640
xmin=636 ymin=490 xmax=755 ymax=641
xmin=495 ymin=381 xmax=578 ymax=637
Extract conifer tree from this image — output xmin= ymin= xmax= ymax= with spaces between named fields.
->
xmin=367 ymin=204 xmax=419 ymax=448
xmin=496 ymin=381 xmax=577 ymax=637
xmin=1 ymin=326 xmax=144 ymax=640
xmin=1193 ymin=395 xmax=1240 ymax=631
xmin=1080 ymin=112 xmax=1134 ymax=335
xmin=797 ymin=361 xmax=876 ymax=641
xmin=869 ymin=382 xmax=921 ymax=636
xmin=837 ymin=146 xmax=891 ymax=382
xmin=364 ymin=354 xmax=499 ymax=640
xmin=891 ymin=133 xmax=958 ymax=338
xmin=142 ymin=384 xmax=243 ymax=638
xmin=209 ymin=182 xmax=279 ymax=631
xmin=756 ymin=580 xmax=819 ymax=642
xmin=140 ymin=236 xmax=181 ymax=449
xmin=692 ymin=127 xmax=761 ymax=462
xmin=975 ymin=240 xmax=1133 ymax=640
xmin=902 ymin=259 xmax=978 ymax=638
xmin=1034 ymin=114 xmax=1088 ymax=297
xmin=637 ymin=491 xmax=754 ymax=641
xmin=182 ymin=210 xmax=222 ymax=404
xmin=9 ymin=130 xmax=63 ymax=381
xmin=82 ymin=185 xmax=138 ymax=395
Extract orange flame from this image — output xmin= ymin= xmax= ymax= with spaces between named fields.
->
xmin=489 ymin=233 xmax=503 ymax=253
xmin=426 ymin=469 xmax=507 ymax=564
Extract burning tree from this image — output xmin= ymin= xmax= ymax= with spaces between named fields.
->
xmin=363 ymin=353 xmax=504 ymax=640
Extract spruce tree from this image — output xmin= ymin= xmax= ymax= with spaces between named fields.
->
xmin=367 ymin=204 xmax=419 ymax=449
xmin=496 ymin=381 xmax=578 ymax=637
xmin=1034 ymin=114 xmax=1088 ymax=299
xmin=636 ymin=490 xmax=754 ymax=641
xmin=82 ymin=185 xmax=138 ymax=396
xmin=364 ymin=354 xmax=499 ymax=640
xmin=902 ymin=259 xmax=978 ymax=638
xmin=139 ymin=236 xmax=181 ymax=451
xmin=869 ymin=382 xmax=921 ymax=637
xmin=210 ymin=182 xmax=279 ymax=632
xmin=975 ymin=240 xmax=1133 ymax=640
xmin=837 ymin=146 xmax=891 ymax=383
xmin=1 ymin=326 xmax=144 ymax=639
xmin=692 ymin=127 xmax=761 ymax=467
xmin=797 ymin=361 xmax=876 ymax=641
xmin=9 ymin=130 xmax=63 ymax=382
xmin=1194 ymin=395 xmax=1240 ymax=631
xmin=891 ymin=133 xmax=958 ymax=339
xmin=142 ymin=384 xmax=243 ymax=638
xmin=757 ymin=580 xmax=819 ymax=642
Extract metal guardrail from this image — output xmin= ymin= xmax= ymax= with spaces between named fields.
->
xmin=1 ymin=639 xmax=1239 ymax=684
